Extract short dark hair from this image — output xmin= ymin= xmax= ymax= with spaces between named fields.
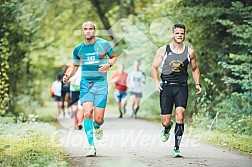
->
xmin=172 ymin=24 xmax=186 ymax=33
xmin=57 ymin=74 xmax=62 ymax=80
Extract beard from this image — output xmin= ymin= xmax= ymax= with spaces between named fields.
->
xmin=85 ymin=34 xmax=95 ymax=40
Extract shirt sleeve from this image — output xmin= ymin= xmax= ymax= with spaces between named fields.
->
xmin=73 ymin=46 xmax=80 ymax=63
xmin=105 ymin=41 xmax=115 ymax=57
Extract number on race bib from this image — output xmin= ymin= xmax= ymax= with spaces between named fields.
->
xmin=87 ymin=56 xmax=96 ymax=61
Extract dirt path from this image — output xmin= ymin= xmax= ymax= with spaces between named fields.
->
xmin=55 ymin=111 xmax=252 ymax=167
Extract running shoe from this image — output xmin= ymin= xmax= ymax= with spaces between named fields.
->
xmin=95 ymin=128 xmax=103 ymax=140
xmin=172 ymin=147 xmax=182 ymax=157
xmin=86 ymin=146 xmax=96 ymax=157
xmin=161 ymin=121 xmax=173 ymax=142
xmin=161 ymin=130 xmax=170 ymax=142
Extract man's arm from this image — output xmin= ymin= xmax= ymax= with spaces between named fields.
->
xmin=99 ymin=53 xmax=117 ymax=73
xmin=63 ymin=62 xmax=79 ymax=83
xmin=126 ymin=72 xmax=131 ymax=88
xmin=189 ymin=48 xmax=202 ymax=95
xmin=108 ymin=53 xmax=117 ymax=65
xmin=152 ymin=46 xmax=165 ymax=92
xmin=142 ymin=72 xmax=146 ymax=84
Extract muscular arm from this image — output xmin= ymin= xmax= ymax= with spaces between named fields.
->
xmin=189 ymin=48 xmax=202 ymax=95
xmin=152 ymin=46 xmax=166 ymax=92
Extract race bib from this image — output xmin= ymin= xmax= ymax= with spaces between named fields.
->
xmin=83 ymin=52 xmax=99 ymax=65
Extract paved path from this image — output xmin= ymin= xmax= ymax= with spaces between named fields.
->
xmin=56 ymin=111 xmax=252 ymax=167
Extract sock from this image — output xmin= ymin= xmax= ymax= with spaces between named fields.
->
xmin=84 ymin=119 xmax=94 ymax=146
xmin=135 ymin=106 xmax=140 ymax=114
xmin=164 ymin=122 xmax=172 ymax=134
xmin=119 ymin=108 xmax=122 ymax=115
xmin=93 ymin=119 xmax=104 ymax=129
xmin=174 ymin=123 xmax=184 ymax=150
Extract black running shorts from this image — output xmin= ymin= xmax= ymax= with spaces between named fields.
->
xmin=160 ymin=84 xmax=188 ymax=115
xmin=70 ymin=91 xmax=80 ymax=106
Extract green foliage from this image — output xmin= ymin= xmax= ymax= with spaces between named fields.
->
xmin=0 ymin=0 xmax=251 ymax=155
xmin=0 ymin=0 xmax=49 ymax=115
xmin=215 ymin=93 xmax=251 ymax=135
xmin=219 ymin=54 xmax=252 ymax=98
xmin=0 ymin=117 xmax=68 ymax=166
xmin=0 ymin=32 xmax=10 ymax=115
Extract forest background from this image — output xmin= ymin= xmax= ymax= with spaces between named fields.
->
xmin=0 ymin=0 xmax=251 ymax=163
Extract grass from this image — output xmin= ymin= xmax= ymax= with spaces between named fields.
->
xmin=0 ymin=116 xmax=69 ymax=167
xmin=187 ymin=127 xmax=252 ymax=155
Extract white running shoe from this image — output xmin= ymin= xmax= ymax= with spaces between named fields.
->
xmin=86 ymin=146 xmax=96 ymax=157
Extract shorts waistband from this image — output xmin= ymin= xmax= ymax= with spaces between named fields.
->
xmin=163 ymin=80 xmax=187 ymax=84
xmin=161 ymin=81 xmax=188 ymax=86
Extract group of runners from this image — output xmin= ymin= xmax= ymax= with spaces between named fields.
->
xmin=52 ymin=21 xmax=202 ymax=157
xmin=111 ymin=61 xmax=146 ymax=119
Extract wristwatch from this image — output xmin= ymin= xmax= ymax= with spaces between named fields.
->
xmin=196 ymin=83 xmax=202 ymax=88
xmin=107 ymin=61 xmax=113 ymax=67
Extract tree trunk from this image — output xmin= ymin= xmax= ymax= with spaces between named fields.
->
xmin=92 ymin=0 xmax=116 ymax=43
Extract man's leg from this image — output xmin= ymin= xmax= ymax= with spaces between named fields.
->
xmin=66 ymin=92 xmax=71 ymax=108
xmin=133 ymin=97 xmax=141 ymax=118
xmin=83 ymin=102 xmax=96 ymax=157
xmin=61 ymin=92 xmax=66 ymax=117
xmin=65 ymin=92 xmax=71 ymax=116
xmin=173 ymin=107 xmax=185 ymax=157
xmin=172 ymin=85 xmax=188 ymax=157
xmin=93 ymin=107 xmax=105 ymax=140
xmin=72 ymin=105 xmax=78 ymax=129
xmin=121 ymin=95 xmax=127 ymax=114
xmin=91 ymin=79 xmax=108 ymax=140
xmin=114 ymin=90 xmax=122 ymax=118
xmin=77 ymin=107 xmax=84 ymax=130
xmin=160 ymin=85 xmax=174 ymax=142
xmin=130 ymin=94 xmax=136 ymax=118
xmin=118 ymin=101 xmax=123 ymax=118
xmin=56 ymin=101 xmax=61 ymax=121
xmin=161 ymin=114 xmax=173 ymax=142
xmin=174 ymin=107 xmax=185 ymax=148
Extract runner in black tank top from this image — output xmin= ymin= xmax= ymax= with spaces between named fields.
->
xmin=152 ymin=24 xmax=202 ymax=157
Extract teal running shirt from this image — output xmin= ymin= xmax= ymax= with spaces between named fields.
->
xmin=73 ymin=38 xmax=114 ymax=81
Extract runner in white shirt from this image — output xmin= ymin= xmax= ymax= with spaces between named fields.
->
xmin=127 ymin=60 xmax=146 ymax=119
xmin=51 ymin=74 xmax=63 ymax=116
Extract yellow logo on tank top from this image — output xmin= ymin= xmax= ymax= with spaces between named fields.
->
xmin=170 ymin=60 xmax=184 ymax=72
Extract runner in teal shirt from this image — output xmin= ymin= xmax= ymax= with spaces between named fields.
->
xmin=63 ymin=21 xmax=117 ymax=157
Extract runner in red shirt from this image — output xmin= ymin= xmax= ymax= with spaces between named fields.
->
xmin=111 ymin=64 xmax=128 ymax=118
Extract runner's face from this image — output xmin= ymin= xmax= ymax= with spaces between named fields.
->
xmin=173 ymin=28 xmax=185 ymax=44
xmin=82 ymin=23 xmax=96 ymax=40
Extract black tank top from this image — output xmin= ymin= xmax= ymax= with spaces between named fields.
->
xmin=161 ymin=44 xmax=190 ymax=83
